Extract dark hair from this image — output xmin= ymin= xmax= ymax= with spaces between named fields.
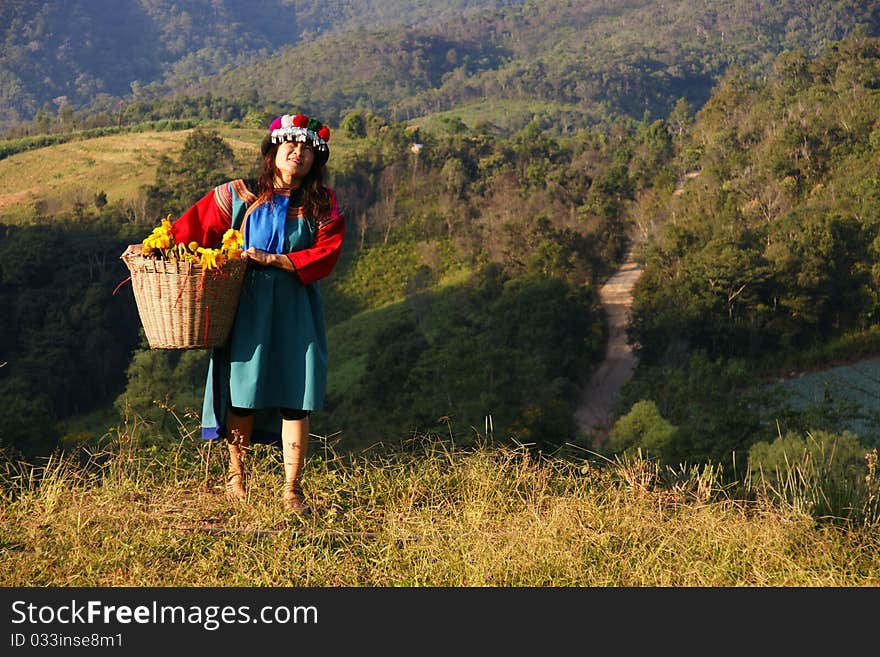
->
xmin=256 ymin=142 xmax=331 ymax=220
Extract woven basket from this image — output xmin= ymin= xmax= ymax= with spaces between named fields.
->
xmin=121 ymin=253 xmax=247 ymax=350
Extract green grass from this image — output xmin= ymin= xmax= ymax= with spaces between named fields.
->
xmin=2 ymin=413 xmax=879 ymax=586
xmin=325 ymin=302 xmax=412 ymax=400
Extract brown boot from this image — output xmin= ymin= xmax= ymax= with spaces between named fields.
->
xmin=281 ymin=418 xmax=311 ymax=515
xmin=225 ymin=429 xmax=249 ymax=502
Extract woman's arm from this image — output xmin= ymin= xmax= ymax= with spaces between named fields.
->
xmin=286 ymin=189 xmax=346 ymax=285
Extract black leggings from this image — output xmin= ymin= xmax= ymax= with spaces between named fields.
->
xmin=229 ymin=406 xmax=310 ymax=421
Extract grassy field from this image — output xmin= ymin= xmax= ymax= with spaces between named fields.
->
xmin=0 ymin=126 xmax=363 ymax=224
xmin=0 ymin=115 xmax=384 ymax=249
xmin=2 ymin=413 xmax=879 ymax=587
xmin=771 ymin=357 xmax=880 ymax=440
xmin=0 ymin=127 xmax=262 ymax=223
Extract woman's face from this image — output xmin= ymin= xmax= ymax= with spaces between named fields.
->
xmin=274 ymin=140 xmax=315 ymax=186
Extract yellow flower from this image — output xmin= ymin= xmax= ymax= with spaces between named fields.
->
xmin=143 ymin=219 xmax=172 ymax=251
xmin=222 ymin=228 xmax=244 ymax=251
xmin=197 ymin=247 xmax=225 ymax=270
xmin=140 ymin=214 xmax=237 ymax=271
xmin=142 ymin=230 xmax=170 ymax=251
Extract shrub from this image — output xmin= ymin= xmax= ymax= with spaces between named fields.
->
xmin=607 ymin=400 xmax=677 ymax=458
xmin=747 ymin=429 xmax=877 ymax=523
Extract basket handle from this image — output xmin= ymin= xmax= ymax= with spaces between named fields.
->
xmin=114 ymin=244 xmax=144 ymax=296
xmin=112 ymin=276 xmax=132 ymax=296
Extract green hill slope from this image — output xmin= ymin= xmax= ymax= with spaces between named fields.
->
xmin=187 ymin=0 xmax=880 ymax=128
xmin=615 ymin=34 xmax=880 ymax=472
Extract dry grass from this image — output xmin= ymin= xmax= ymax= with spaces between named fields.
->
xmin=0 ymin=127 xmax=262 ymax=222
xmin=2 ymin=414 xmax=879 ymax=587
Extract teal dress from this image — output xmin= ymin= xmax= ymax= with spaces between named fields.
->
xmin=201 ymin=188 xmax=327 ymax=444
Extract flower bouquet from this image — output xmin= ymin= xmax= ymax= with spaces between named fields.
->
xmin=121 ymin=216 xmax=247 ymax=350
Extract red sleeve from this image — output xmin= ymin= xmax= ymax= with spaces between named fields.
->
xmin=287 ymin=188 xmax=346 ymax=285
xmin=171 ymin=184 xmax=233 ymax=248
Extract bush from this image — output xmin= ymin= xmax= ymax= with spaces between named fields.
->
xmin=607 ymin=400 xmax=677 ymax=458
xmin=747 ymin=429 xmax=877 ymax=523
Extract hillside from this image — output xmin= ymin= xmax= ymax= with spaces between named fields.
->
xmin=0 ymin=107 xmax=619 ymax=458
xmin=0 ymin=0 xmax=523 ymax=130
xmin=0 ymin=126 xmax=261 ymax=222
xmin=185 ymin=0 xmax=880 ymax=129
xmin=615 ymin=33 xmax=880 ymax=469
xmin=0 ymin=0 xmax=297 ymax=126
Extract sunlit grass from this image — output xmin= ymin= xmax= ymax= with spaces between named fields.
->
xmin=0 ymin=128 xmax=256 ymax=222
xmin=2 ymin=412 xmax=879 ymax=587
xmin=0 ymin=125 xmax=361 ymax=223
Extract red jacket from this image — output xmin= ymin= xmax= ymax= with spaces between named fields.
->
xmin=171 ymin=180 xmax=345 ymax=285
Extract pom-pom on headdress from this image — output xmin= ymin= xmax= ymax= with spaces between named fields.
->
xmin=261 ymin=112 xmax=330 ymax=167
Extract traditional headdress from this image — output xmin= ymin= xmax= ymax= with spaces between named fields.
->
xmin=261 ymin=113 xmax=330 ymax=167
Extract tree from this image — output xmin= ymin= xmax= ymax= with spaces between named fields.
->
xmin=0 ymin=378 xmax=58 ymax=458
xmin=440 ymin=157 xmax=467 ymax=200
xmin=667 ymin=97 xmax=694 ymax=139
xmin=607 ymin=400 xmax=677 ymax=458
xmin=145 ymin=128 xmax=238 ymax=218
xmin=341 ymin=111 xmax=367 ymax=138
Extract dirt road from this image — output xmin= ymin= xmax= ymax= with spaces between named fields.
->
xmin=574 ymin=243 xmax=643 ymax=445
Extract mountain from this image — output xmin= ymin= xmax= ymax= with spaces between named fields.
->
xmin=3 ymin=1 xmax=878 ymax=133
xmin=143 ymin=0 xmax=880 ymax=130
xmin=0 ymin=0 xmax=523 ymax=128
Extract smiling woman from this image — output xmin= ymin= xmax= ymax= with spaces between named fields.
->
xmin=127 ymin=112 xmax=346 ymax=515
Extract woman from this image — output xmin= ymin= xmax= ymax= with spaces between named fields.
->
xmin=169 ymin=112 xmax=345 ymax=514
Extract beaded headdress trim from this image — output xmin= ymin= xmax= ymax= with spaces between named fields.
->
xmin=269 ymin=113 xmax=330 ymax=153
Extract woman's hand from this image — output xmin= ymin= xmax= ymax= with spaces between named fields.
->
xmin=243 ymin=247 xmax=272 ymax=266
xmin=243 ymin=247 xmax=294 ymax=271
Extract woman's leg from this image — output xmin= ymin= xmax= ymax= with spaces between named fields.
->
xmin=281 ymin=413 xmax=310 ymax=514
xmin=226 ymin=408 xmax=254 ymax=501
